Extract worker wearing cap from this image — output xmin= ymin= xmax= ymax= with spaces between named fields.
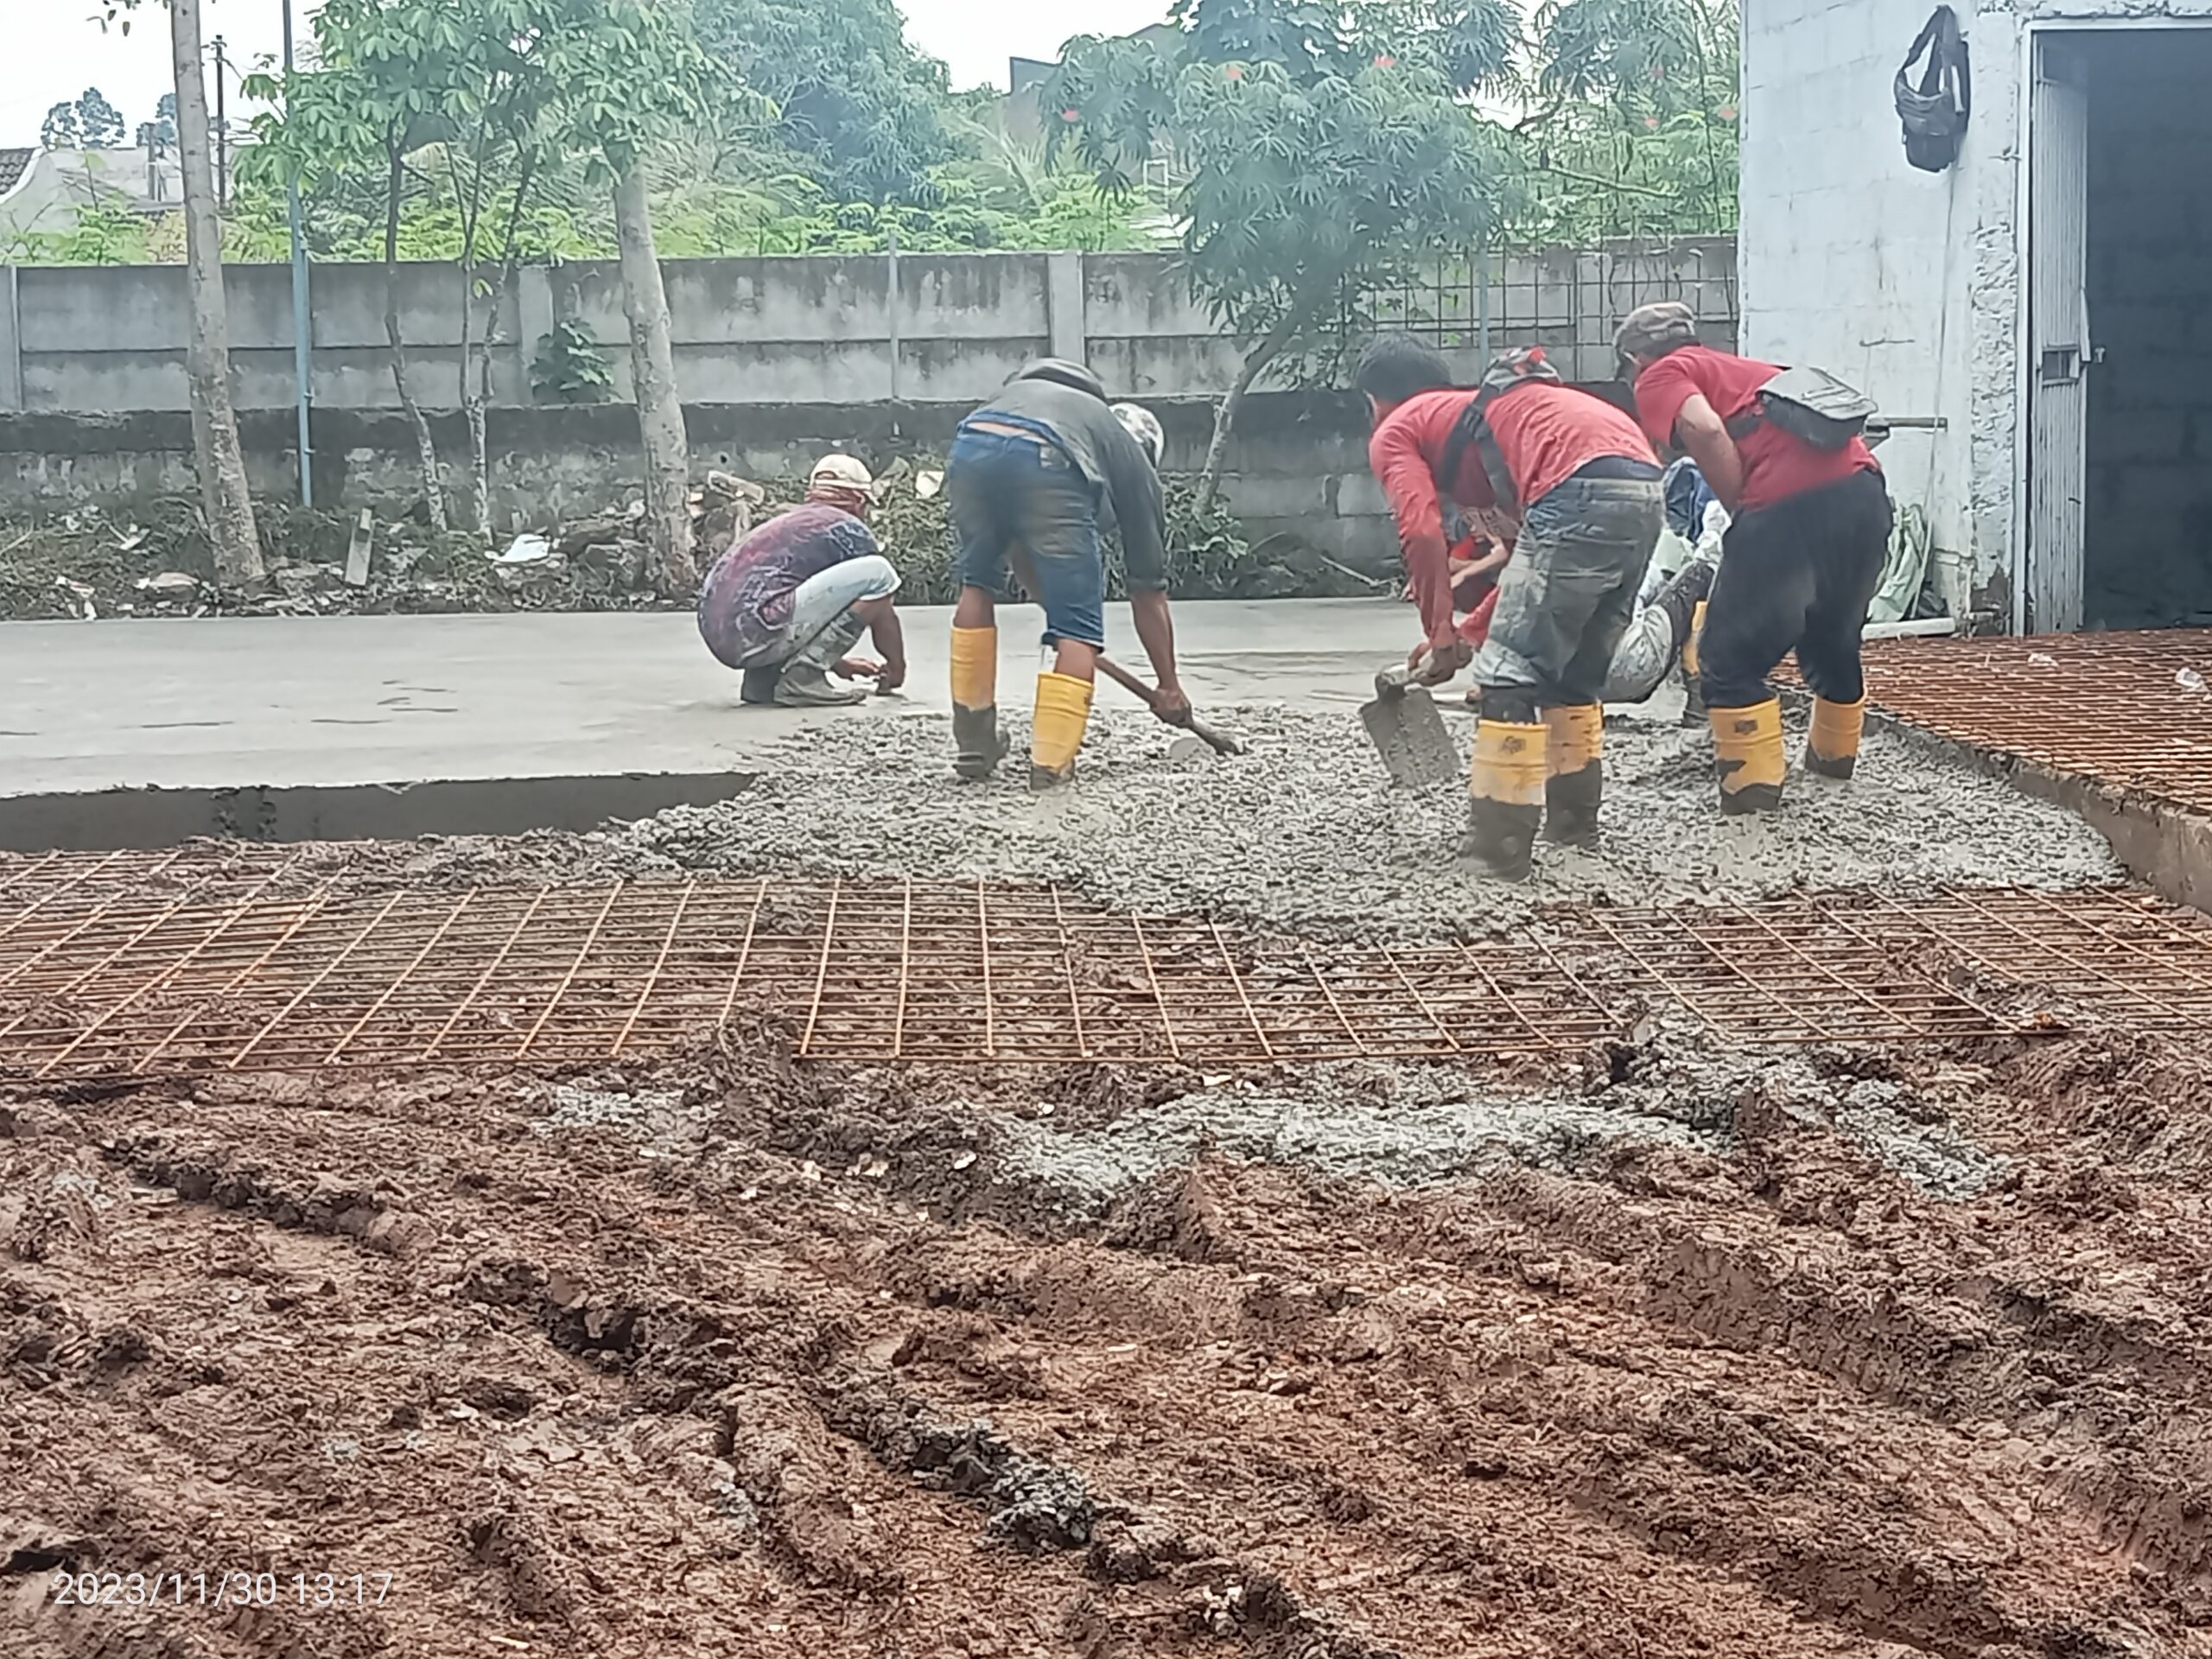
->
xmin=1615 ymin=302 xmax=1891 ymax=812
xmin=944 ymin=359 xmax=1187 ymax=787
xmin=1359 ymin=334 xmax=1663 ymax=880
xmin=696 ymin=454 xmax=908 ymax=709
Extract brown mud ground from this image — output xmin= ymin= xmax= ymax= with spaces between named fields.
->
xmin=6 ymin=1020 xmax=2212 ymax=1656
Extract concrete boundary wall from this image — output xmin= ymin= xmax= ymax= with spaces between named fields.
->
xmin=0 ymin=393 xmax=1408 ymax=570
xmin=0 ymin=244 xmax=1736 ymax=416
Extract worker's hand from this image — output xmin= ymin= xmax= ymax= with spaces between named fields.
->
xmin=834 ymin=656 xmax=882 ymax=681
xmin=1410 ymin=634 xmax=1471 ymax=685
xmin=874 ymin=654 xmax=907 ymax=694
xmin=1459 ymin=538 xmax=1510 ymax=581
xmin=1153 ymin=682 xmax=1193 ymax=728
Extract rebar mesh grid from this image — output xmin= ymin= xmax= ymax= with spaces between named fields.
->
xmin=1787 ymin=630 xmax=2212 ymax=816
xmin=4 ymin=869 xmax=2212 ymax=1081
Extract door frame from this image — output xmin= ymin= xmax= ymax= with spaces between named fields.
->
xmin=2012 ymin=15 xmax=2212 ymax=634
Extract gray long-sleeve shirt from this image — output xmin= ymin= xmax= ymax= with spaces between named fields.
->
xmin=970 ymin=378 xmax=1171 ymax=591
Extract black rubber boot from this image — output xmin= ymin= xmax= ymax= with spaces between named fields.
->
xmin=952 ymin=706 xmax=1009 ymax=780
xmin=1543 ymin=763 xmax=1602 ymax=849
xmin=1467 ymin=798 xmax=1541 ymax=882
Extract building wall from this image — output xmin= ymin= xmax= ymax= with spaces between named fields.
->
xmin=1742 ymin=0 xmax=2212 ymax=616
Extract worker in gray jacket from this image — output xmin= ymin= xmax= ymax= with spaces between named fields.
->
xmin=944 ymin=359 xmax=1188 ymax=787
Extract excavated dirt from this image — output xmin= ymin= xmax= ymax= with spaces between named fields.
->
xmin=200 ymin=704 xmax=2121 ymax=941
xmin=6 ymin=1016 xmax=2212 ymax=1656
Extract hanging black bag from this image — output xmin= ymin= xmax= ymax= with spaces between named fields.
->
xmin=1896 ymin=5 xmax=1971 ymax=173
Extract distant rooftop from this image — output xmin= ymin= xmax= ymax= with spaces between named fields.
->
xmin=0 ymin=149 xmax=32 ymax=200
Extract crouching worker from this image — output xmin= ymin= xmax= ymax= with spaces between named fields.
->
xmin=944 ymin=359 xmax=1187 ymax=787
xmin=1617 ymin=302 xmax=1891 ymax=812
xmin=1360 ymin=335 xmax=1663 ymax=880
xmin=697 ymin=454 xmax=907 ymax=708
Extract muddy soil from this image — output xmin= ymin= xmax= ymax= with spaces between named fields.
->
xmin=5 ymin=1022 xmax=2210 ymax=1657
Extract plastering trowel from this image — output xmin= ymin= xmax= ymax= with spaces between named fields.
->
xmin=1361 ymin=656 xmax=1460 ymax=789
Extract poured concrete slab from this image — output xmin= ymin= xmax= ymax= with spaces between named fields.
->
xmin=0 ymin=601 xmax=1421 ymax=849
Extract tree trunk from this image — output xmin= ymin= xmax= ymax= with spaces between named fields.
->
xmin=169 ymin=0 xmax=263 ymax=587
xmin=1195 ymin=311 xmax=1303 ymax=517
xmin=613 ymin=165 xmax=694 ymax=594
xmin=454 ymin=261 xmax=491 ymax=537
xmin=385 ymin=143 xmax=447 ymax=531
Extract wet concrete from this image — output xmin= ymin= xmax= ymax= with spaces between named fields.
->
xmin=0 ymin=602 xmax=1414 ymax=849
xmin=579 ymin=702 xmax=2119 ymax=938
xmin=0 ymin=602 xmax=1414 ymax=793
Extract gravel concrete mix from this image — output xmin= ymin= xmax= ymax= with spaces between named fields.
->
xmin=552 ymin=701 xmax=2120 ymax=940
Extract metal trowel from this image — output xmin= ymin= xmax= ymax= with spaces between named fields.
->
xmin=1360 ymin=658 xmax=1460 ymax=788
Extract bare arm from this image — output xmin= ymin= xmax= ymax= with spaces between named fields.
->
xmin=1130 ymin=588 xmax=1180 ymax=699
xmin=1673 ymin=393 xmax=1747 ymax=513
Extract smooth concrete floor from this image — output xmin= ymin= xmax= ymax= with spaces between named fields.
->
xmin=2 ymin=601 xmax=1424 ymax=794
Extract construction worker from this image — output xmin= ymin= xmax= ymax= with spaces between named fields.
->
xmin=1359 ymin=335 xmax=1664 ymax=880
xmin=1615 ymin=302 xmax=1891 ymax=811
xmin=944 ymin=360 xmax=1187 ymax=786
xmin=1452 ymin=473 xmax=1721 ymax=712
xmin=696 ymin=454 xmax=907 ymax=708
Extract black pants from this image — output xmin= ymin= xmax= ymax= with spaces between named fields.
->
xmin=1699 ymin=468 xmax=1893 ymax=710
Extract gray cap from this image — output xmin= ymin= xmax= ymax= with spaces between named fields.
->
xmin=1011 ymin=358 xmax=1107 ymax=402
xmin=1613 ymin=301 xmax=1699 ymax=359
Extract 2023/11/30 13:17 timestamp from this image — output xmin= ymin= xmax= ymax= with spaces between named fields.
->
xmin=51 ymin=1572 xmax=397 ymax=1610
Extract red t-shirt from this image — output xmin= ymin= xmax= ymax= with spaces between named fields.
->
xmin=1630 ymin=345 xmax=1878 ymax=514
xmin=1370 ymin=385 xmax=1656 ymax=640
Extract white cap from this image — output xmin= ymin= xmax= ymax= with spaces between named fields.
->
xmin=1111 ymin=403 xmax=1164 ymax=468
xmin=809 ymin=454 xmax=874 ymax=492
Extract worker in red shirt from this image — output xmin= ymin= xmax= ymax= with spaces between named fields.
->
xmin=1359 ymin=335 xmax=1663 ymax=880
xmin=1615 ymin=302 xmax=1892 ymax=814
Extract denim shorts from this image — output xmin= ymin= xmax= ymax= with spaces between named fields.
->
xmin=946 ymin=418 xmax=1107 ymax=648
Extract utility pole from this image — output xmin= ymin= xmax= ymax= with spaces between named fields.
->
xmin=211 ymin=35 xmax=228 ymax=208
xmin=283 ymin=0 xmax=315 ymax=507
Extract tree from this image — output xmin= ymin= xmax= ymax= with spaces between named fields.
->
xmin=41 ymin=88 xmax=128 ymax=151
xmin=1513 ymin=0 xmax=1740 ymax=241
xmin=41 ymin=103 xmax=82 ymax=151
xmin=77 ymin=87 xmax=128 ymax=149
xmin=249 ymin=0 xmax=581 ymax=537
xmin=101 ymin=3 xmax=264 ymax=588
xmin=1050 ymin=0 xmax=1518 ymax=508
xmin=540 ymin=0 xmax=716 ymax=594
xmin=692 ymin=0 xmax=963 ymax=207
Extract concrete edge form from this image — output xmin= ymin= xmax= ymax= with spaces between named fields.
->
xmin=1865 ymin=709 xmax=2212 ymax=916
xmin=0 ymin=772 xmax=760 ymax=854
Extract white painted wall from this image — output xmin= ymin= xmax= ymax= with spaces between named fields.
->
xmin=1741 ymin=0 xmax=2212 ymax=616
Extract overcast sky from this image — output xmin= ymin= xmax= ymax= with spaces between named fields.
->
xmin=2 ymin=0 xmax=1173 ymax=149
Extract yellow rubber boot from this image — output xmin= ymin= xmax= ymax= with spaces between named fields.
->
xmin=950 ymin=626 xmax=1007 ymax=780
xmin=1807 ymin=696 xmax=1866 ymax=781
xmin=1542 ymin=704 xmax=1605 ymax=849
xmin=1709 ymin=699 xmax=1786 ymax=815
xmin=1029 ymin=671 xmax=1094 ymax=789
xmin=1680 ymin=599 xmax=1709 ymax=728
xmin=1468 ymin=719 xmax=1548 ymax=880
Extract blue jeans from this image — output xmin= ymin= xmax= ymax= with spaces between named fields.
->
xmin=947 ymin=419 xmax=1108 ymax=649
xmin=1472 ymin=475 xmax=1663 ymax=714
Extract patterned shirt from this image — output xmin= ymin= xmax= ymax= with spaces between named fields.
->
xmin=697 ymin=504 xmax=880 ymax=669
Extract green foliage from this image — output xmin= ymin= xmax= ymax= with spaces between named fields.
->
xmin=42 ymin=88 xmax=128 ymax=151
xmin=1512 ymin=0 xmax=1739 ymax=241
xmin=531 ymin=320 xmax=614 ymax=404
xmin=1049 ymin=0 xmax=1517 ymax=376
xmin=692 ymin=0 xmax=962 ymax=206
